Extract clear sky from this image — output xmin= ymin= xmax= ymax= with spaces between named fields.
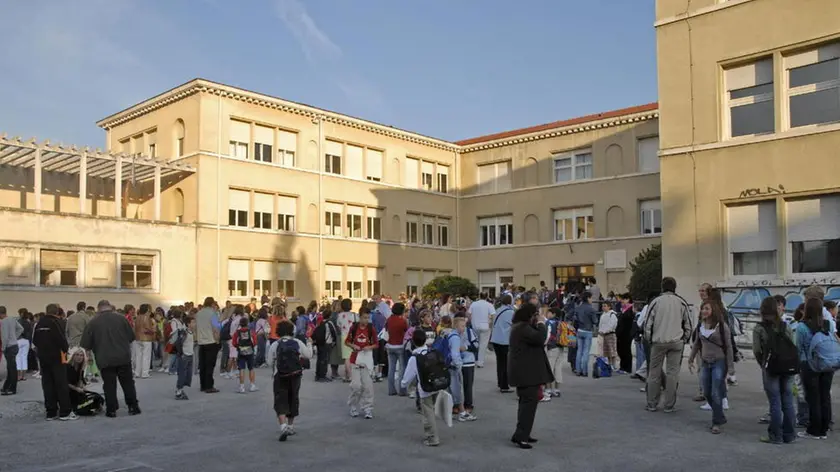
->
xmin=0 ymin=0 xmax=657 ymax=148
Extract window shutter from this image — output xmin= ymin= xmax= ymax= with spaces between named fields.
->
xmin=254 ymin=125 xmax=273 ymax=145
xmin=276 ymin=262 xmax=297 ymax=280
xmin=478 ymin=164 xmax=494 ymax=193
xmin=86 ymin=252 xmax=116 ymax=286
xmin=40 ymin=250 xmax=79 ymax=270
xmin=422 ymin=270 xmax=435 ymax=286
xmin=346 ymin=205 xmax=364 ymax=216
xmin=366 ymin=267 xmax=381 ymax=281
xmin=497 ymin=161 xmax=512 ymax=191
xmin=641 ymin=200 xmax=661 ymax=212
xmin=728 ymin=202 xmax=777 ymax=253
xmin=253 ymin=193 xmax=273 ymax=213
xmin=478 ymin=271 xmax=495 ymax=286
xmin=405 ymin=158 xmax=419 ymax=187
xmin=230 ymin=120 xmax=250 ymax=143
xmin=277 ymin=130 xmax=297 ymax=152
xmin=277 ymin=196 xmax=296 ymax=215
xmin=253 ymin=261 xmax=273 ymax=280
xmin=121 ymin=254 xmax=153 ymax=267
xmin=421 ymin=161 xmax=434 ymax=175
xmin=326 ymin=140 xmax=343 ymax=156
xmin=325 ymin=202 xmax=344 ymax=214
xmin=346 ymin=266 xmax=363 ymax=282
xmin=229 ymin=189 xmax=250 ymax=211
xmin=366 ymin=149 xmax=383 ymax=179
xmin=406 ymin=270 xmax=420 ymax=287
xmin=638 ymin=137 xmax=660 ymax=172
xmin=345 ymin=145 xmax=364 ymax=179
xmin=227 ymin=259 xmax=249 ymax=280
xmin=325 ymin=265 xmax=343 ymax=282
xmin=726 ymin=58 xmax=773 ymax=90
xmin=787 ymin=195 xmax=840 ymax=242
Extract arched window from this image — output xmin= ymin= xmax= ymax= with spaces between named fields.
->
xmin=174 ymin=188 xmax=185 ymax=223
xmin=174 ymin=119 xmax=185 ymax=158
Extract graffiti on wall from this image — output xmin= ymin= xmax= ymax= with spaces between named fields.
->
xmin=737 ymin=184 xmax=785 ymax=199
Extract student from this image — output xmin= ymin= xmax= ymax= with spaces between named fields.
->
xmin=796 ymin=297 xmax=834 ymax=440
xmin=688 ymin=300 xmax=734 ymax=434
xmin=438 ymin=315 xmax=464 ymax=420
xmin=598 ymin=301 xmax=619 ymax=371
xmin=753 ymin=297 xmax=797 ymax=443
xmin=573 ymin=292 xmax=599 ymax=377
xmin=174 ymin=315 xmax=195 ymax=400
xmin=223 ymin=305 xmax=245 ymax=380
xmin=293 ymin=306 xmax=309 ymax=344
xmin=455 ymin=313 xmax=478 ymax=420
xmin=345 ymin=310 xmax=377 ymax=419
xmin=311 ymin=308 xmax=338 ymax=382
xmin=232 ymin=316 xmax=258 ymax=393
xmin=336 ymin=299 xmax=358 ymax=383
xmin=255 ymin=308 xmax=270 ymax=368
xmin=385 ymin=302 xmax=409 ymax=396
xmin=543 ymin=309 xmax=562 ymax=398
xmin=401 ymin=329 xmax=439 ymax=447
xmin=269 ymin=321 xmax=311 ymax=442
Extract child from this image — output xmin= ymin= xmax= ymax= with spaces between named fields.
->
xmin=401 ymin=329 xmax=439 ymax=447
xmin=232 ymin=316 xmax=258 ymax=393
xmin=174 ymin=314 xmax=194 ymax=400
xmin=437 ymin=315 xmax=464 ymax=421
xmin=455 ymin=314 xmax=478 ymax=421
xmin=311 ymin=309 xmax=338 ymax=382
xmin=269 ymin=321 xmax=311 ymax=442
xmin=598 ymin=301 xmax=619 ymax=371
xmin=544 ymin=309 xmax=563 ymax=398
xmin=345 ymin=310 xmax=377 ymax=419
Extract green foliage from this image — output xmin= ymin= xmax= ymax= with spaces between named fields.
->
xmin=628 ymin=244 xmax=662 ymax=303
xmin=421 ymin=275 xmax=479 ymax=299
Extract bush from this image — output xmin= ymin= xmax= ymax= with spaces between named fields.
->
xmin=421 ymin=275 xmax=479 ymax=299
xmin=628 ymin=244 xmax=662 ymax=303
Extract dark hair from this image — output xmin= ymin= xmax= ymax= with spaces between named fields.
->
xmin=307 ymin=300 xmax=318 ymax=312
xmin=171 ymin=309 xmax=184 ymax=320
xmin=258 ymin=307 xmax=268 ymax=319
xmin=340 ymin=298 xmax=352 ymax=312
xmin=773 ymin=295 xmax=786 ymax=307
xmin=589 ymin=277 xmax=597 ymax=285
xmin=758 ymin=297 xmax=779 ymax=325
xmin=581 ymin=291 xmax=592 ymax=302
xmin=794 ymin=303 xmax=805 ymax=321
xmin=124 ymin=304 xmax=135 ymax=314
xmin=412 ymin=328 xmax=427 ymax=348
xmin=500 ymin=294 xmax=513 ymax=305
xmin=513 ymin=303 xmax=538 ymax=324
xmin=296 ymin=306 xmax=306 ymax=315
xmin=184 ymin=315 xmax=194 ymax=325
xmin=661 ymin=277 xmax=677 ymax=293
xmin=76 ymin=301 xmax=86 ymax=311
xmin=204 ymin=296 xmax=215 ymax=307
xmin=824 ymin=300 xmax=837 ymax=311
xmin=359 ymin=305 xmax=370 ymax=316
xmin=392 ymin=302 xmax=405 ymax=315
xmin=239 ymin=316 xmax=249 ymax=327
xmin=276 ymin=320 xmax=295 ymax=338
xmin=233 ymin=304 xmax=245 ymax=316
xmin=479 ymin=292 xmax=488 ymax=300
xmin=804 ymin=297 xmax=825 ymax=332
xmin=46 ymin=303 xmax=60 ymax=317
xmin=139 ymin=304 xmax=151 ymax=315
xmin=439 ymin=315 xmax=452 ymax=328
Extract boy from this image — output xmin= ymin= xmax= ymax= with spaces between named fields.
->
xmin=437 ymin=315 xmax=465 ymax=421
xmin=269 ymin=321 xmax=311 ymax=441
xmin=401 ymin=329 xmax=439 ymax=446
xmin=174 ymin=314 xmax=194 ymax=400
xmin=312 ymin=309 xmax=338 ymax=382
xmin=345 ymin=310 xmax=377 ymax=419
xmin=232 ymin=316 xmax=258 ymax=393
xmin=598 ymin=301 xmax=619 ymax=371
xmin=544 ymin=309 xmax=562 ymax=398
xmin=455 ymin=314 xmax=478 ymax=420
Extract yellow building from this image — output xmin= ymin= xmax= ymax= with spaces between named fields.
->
xmin=657 ymin=0 xmax=840 ymax=309
xmin=0 ymin=78 xmax=661 ymax=311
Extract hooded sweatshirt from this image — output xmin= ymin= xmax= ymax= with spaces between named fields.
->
xmin=32 ymin=315 xmax=68 ymax=365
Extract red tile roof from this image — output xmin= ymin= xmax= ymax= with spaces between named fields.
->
xmin=455 ymin=102 xmax=659 ymax=146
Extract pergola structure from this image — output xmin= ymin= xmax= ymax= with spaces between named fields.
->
xmin=0 ymin=133 xmax=194 ymax=220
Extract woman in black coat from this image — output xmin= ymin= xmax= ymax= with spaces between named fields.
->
xmin=508 ymin=303 xmax=554 ymax=449
xmin=615 ymin=293 xmax=636 ymax=374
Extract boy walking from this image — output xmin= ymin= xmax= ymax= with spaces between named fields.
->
xmin=269 ymin=321 xmax=311 ymax=442
xmin=232 ymin=316 xmax=258 ymax=393
xmin=174 ymin=315 xmax=195 ymax=400
xmin=401 ymin=329 xmax=439 ymax=446
xmin=345 ymin=310 xmax=377 ymax=419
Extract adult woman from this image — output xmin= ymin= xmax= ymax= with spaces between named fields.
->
xmin=508 ymin=303 xmax=554 ymax=449
xmin=688 ymin=300 xmax=733 ymax=434
xmin=796 ymin=297 xmax=834 ymax=440
xmin=573 ymin=292 xmax=598 ymax=377
xmin=752 ymin=296 xmax=796 ymax=443
xmin=615 ymin=294 xmax=635 ymax=374
xmin=66 ymin=347 xmax=104 ymax=415
xmin=255 ymin=308 xmax=270 ymax=367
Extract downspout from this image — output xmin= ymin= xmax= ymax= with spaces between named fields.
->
xmin=216 ymin=93 xmax=223 ymax=300
xmin=454 ymin=147 xmax=460 ymax=277
xmin=317 ymin=115 xmax=324 ymax=300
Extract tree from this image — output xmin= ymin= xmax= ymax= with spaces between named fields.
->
xmin=422 ymin=275 xmax=479 ymax=299
xmin=628 ymin=244 xmax=662 ymax=303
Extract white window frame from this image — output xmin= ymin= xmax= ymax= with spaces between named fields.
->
xmin=366 ymin=267 xmax=381 ymax=298
xmin=640 ymin=200 xmax=662 ymax=235
xmin=227 ymin=259 xmax=249 ymax=298
xmin=478 ymin=269 xmax=513 ymax=299
xmin=40 ymin=249 xmax=80 ymax=287
xmin=253 ymin=192 xmax=273 ymax=230
xmin=346 ymin=205 xmax=363 ymax=238
xmin=325 ymin=265 xmax=342 ymax=299
xmin=553 ymin=150 xmax=593 ymax=183
xmin=277 ymin=130 xmax=297 ymax=167
xmin=406 ymin=214 xmax=419 ymax=244
xmin=325 ymin=141 xmax=342 ymax=175
xmin=479 ymin=215 xmax=514 ymax=247
xmin=366 ymin=208 xmax=382 ymax=240
xmin=366 ymin=149 xmax=383 ymax=182
xmin=637 ymin=136 xmax=660 ymax=173
xmin=228 ymin=189 xmax=249 ymax=227
xmin=437 ymin=165 xmax=449 ymax=193
xmin=405 ymin=269 xmax=420 ymax=297
xmin=723 ymin=58 xmax=775 ymax=139
xmin=346 ymin=266 xmax=363 ymax=299
xmin=252 ymin=260 xmax=274 ymax=298
xmin=784 ymin=43 xmax=840 ymax=130
xmin=277 ymin=196 xmax=296 ymax=232
xmin=437 ymin=219 xmax=450 ymax=247
xmin=553 ymin=207 xmax=594 ymax=241
xmin=325 ymin=202 xmax=343 ymax=236
xmin=229 ymin=141 xmax=248 ymax=159
xmin=421 ymin=216 xmax=434 ymax=245
xmin=477 ymin=161 xmax=512 ymax=194
xmin=421 ymin=161 xmax=434 ymax=191
xmin=276 ymin=262 xmax=297 ymax=298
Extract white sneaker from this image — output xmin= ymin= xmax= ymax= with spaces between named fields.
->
xmin=59 ymin=412 xmax=79 ymax=421
xmin=249 ymin=384 xmax=258 ymax=392
xmin=457 ymin=412 xmax=469 ymax=422
xmin=238 ymin=384 xmax=246 ymax=394
xmin=364 ymin=411 xmax=373 ymax=419
xmin=349 ymin=408 xmax=359 ymax=418
xmin=700 ymin=403 xmax=712 ymax=411
xmin=539 ymin=395 xmax=552 ymax=403
xmin=408 ymin=392 xmax=416 ymax=399
xmin=723 ymin=398 xmax=730 ymax=410
xmin=221 ymin=373 xmax=230 ymax=379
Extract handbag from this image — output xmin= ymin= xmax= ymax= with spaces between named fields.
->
xmin=378 ymin=328 xmax=389 ymax=343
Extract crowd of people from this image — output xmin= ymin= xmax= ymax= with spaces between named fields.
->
xmin=0 ymin=275 xmax=837 ymax=447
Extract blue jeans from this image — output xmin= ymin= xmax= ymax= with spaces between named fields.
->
xmin=255 ymin=334 xmax=268 ymax=366
xmin=635 ymin=340 xmax=646 ymax=372
xmin=762 ymin=369 xmax=796 ymax=443
xmin=575 ymin=330 xmax=593 ymax=376
xmin=176 ymin=355 xmax=193 ymax=390
xmin=168 ymin=353 xmax=178 ymax=373
xmin=700 ymin=359 xmax=727 ymax=425
xmin=386 ymin=346 xmax=406 ymax=395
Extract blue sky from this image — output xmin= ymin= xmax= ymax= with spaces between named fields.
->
xmin=0 ymin=0 xmax=657 ymax=148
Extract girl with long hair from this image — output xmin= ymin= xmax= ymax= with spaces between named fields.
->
xmin=796 ymin=297 xmax=834 ymax=439
xmin=688 ymin=300 xmax=733 ymax=434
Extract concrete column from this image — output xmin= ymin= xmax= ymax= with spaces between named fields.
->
xmin=34 ymin=147 xmax=42 ymax=211
xmin=154 ymin=165 xmax=161 ymax=220
xmin=79 ymin=150 xmax=87 ymax=214
xmin=114 ymin=155 xmax=122 ymax=217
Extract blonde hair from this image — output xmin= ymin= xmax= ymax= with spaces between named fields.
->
xmin=67 ymin=346 xmax=88 ymax=367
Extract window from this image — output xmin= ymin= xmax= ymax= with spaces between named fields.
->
xmin=366 ymin=149 xmax=383 ymax=181
xmin=174 ymin=119 xmax=185 ymax=158
xmin=227 ymin=259 xmax=248 ymax=297
xmin=346 ymin=266 xmax=363 ymax=299
xmin=406 ymin=269 xmax=420 ymax=297
xmin=0 ymin=247 xmax=33 ymax=284
xmin=229 ymin=119 xmax=250 ymax=159
xmin=345 ymin=144 xmax=364 ymax=180
xmin=640 ymin=200 xmax=662 ymax=235
xmin=727 ymin=201 xmax=777 ymax=276
xmin=637 ymin=137 xmax=660 ymax=173
xmin=325 ymin=141 xmax=342 ymax=175
xmin=253 ymin=261 xmax=273 ymax=298
xmin=554 ymin=265 xmax=595 ymax=286
xmin=325 ymin=265 xmax=342 ymax=298
xmin=421 ymin=162 xmax=434 ymax=191
xmin=277 ymin=130 xmax=297 ymax=167
xmin=422 ymin=216 xmax=434 ymax=245
xmin=787 ymin=195 xmax=840 ymax=273
xmin=478 ymin=270 xmax=513 ymax=299
xmin=86 ymin=252 xmax=116 ymax=288
xmin=145 ymin=130 xmax=157 ymax=158
xmin=725 ymin=59 xmax=775 ymax=138
xmin=366 ymin=208 xmax=382 ymax=240
xmin=254 ymin=125 xmax=273 ymax=163
xmin=479 ymin=216 xmax=514 ymax=246
xmin=120 ymin=254 xmax=153 ymax=289
xmin=366 ymin=268 xmax=382 ymax=298
xmin=477 ymin=161 xmax=511 ymax=194
xmin=276 ymin=262 xmax=296 ymax=298
xmin=553 ymin=151 xmax=593 ymax=183
xmin=325 ymin=202 xmax=342 ymax=236
xmin=148 ymin=143 xmax=156 ymax=158
xmin=437 ymin=218 xmax=450 ymax=247
xmin=228 ymin=189 xmax=249 ymax=227
xmin=230 ymin=141 xmax=248 ymax=159
xmin=253 ymin=193 xmax=273 ymax=229
xmin=786 ymin=43 xmax=840 ymax=129
xmin=277 ymin=196 xmax=296 ymax=232
xmin=346 ymin=205 xmax=363 ymax=238
xmin=406 ymin=214 xmax=419 ymax=243
xmin=405 ymin=157 xmax=420 ymax=188
xmin=437 ymin=165 xmax=449 ymax=193
xmin=554 ymin=207 xmax=594 ymax=241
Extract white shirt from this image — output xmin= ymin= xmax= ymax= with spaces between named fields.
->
xmin=468 ymin=300 xmax=495 ymax=330
xmin=598 ymin=310 xmax=618 ymax=334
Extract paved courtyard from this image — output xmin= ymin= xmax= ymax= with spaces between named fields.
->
xmin=1 ymin=353 xmax=837 ymax=472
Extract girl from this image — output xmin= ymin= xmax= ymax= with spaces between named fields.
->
xmin=753 ymin=297 xmax=797 ymax=443
xmin=255 ymin=308 xmax=270 ymax=368
xmin=543 ymin=309 xmax=563 ymax=399
xmin=66 ymin=347 xmax=103 ymax=416
xmin=688 ymin=300 xmax=734 ymax=434
xmin=797 ymin=297 xmax=834 ymax=440
xmin=598 ymin=301 xmax=619 ymax=371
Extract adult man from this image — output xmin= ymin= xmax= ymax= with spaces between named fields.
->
xmin=587 ymin=277 xmax=602 ymax=309
xmin=66 ymin=301 xmax=90 ymax=348
xmin=643 ymin=277 xmax=692 ymax=413
xmin=81 ymin=300 xmax=140 ymax=417
xmin=468 ymin=292 xmax=495 ymax=368
xmin=0 ymin=306 xmax=24 ymax=395
xmin=195 ymin=296 xmax=222 ymax=393
xmin=32 ymin=304 xmax=75 ymax=419
xmin=490 ymin=294 xmax=515 ymax=393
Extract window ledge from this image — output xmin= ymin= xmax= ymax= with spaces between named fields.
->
xmin=661 ymin=121 xmax=840 ymax=157
xmin=462 ymin=234 xmax=661 ymax=252
xmin=0 ymin=285 xmax=159 ymax=294
xmin=462 ymin=171 xmax=659 ymax=200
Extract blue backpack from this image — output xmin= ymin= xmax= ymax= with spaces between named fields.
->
xmin=592 ymin=357 xmax=612 ymax=379
xmin=807 ymin=326 xmax=840 ymax=373
xmin=430 ymin=332 xmax=456 ymax=368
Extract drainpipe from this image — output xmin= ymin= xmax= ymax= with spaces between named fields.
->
xmin=216 ymin=93 xmax=222 ymax=300
xmin=454 ymin=148 xmax=460 ymax=277
xmin=317 ymin=115 xmax=324 ymax=300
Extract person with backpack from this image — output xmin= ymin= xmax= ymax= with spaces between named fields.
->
xmin=254 ymin=308 xmax=270 ymax=368
xmin=345 ymin=309 xmax=377 ymax=419
xmin=269 ymin=320 xmax=311 ymax=442
xmin=401 ymin=328 xmax=441 ymax=446
xmin=174 ymin=315 xmax=195 ymax=400
xmin=688 ymin=300 xmax=734 ymax=435
xmin=796 ymin=296 xmax=837 ymax=440
xmin=434 ymin=315 xmax=464 ymax=421
xmin=222 ymin=305 xmax=245 ymax=380
xmin=491 ymin=294 xmax=515 ymax=393
xmin=455 ymin=313 xmax=479 ymax=420
xmin=312 ymin=307 xmax=339 ymax=382
xmin=230 ymin=315 xmax=258 ymax=393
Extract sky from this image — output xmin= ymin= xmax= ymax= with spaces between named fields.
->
xmin=0 ymin=0 xmax=657 ymax=149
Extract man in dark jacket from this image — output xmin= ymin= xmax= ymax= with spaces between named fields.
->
xmin=32 ymin=303 xmax=75 ymax=420
xmin=80 ymin=300 xmax=140 ymax=417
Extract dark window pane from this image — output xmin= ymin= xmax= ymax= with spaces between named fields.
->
xmin=790 ymin=89 xmax=840 ymax=128
xmin=731 ymin=100 xmax=775 ymax=136
xmin=792 ymin=239 xmax=840 ymax=273
xmin=789 ymin=59 xmax=839 ymax=88
xmin=228 ymin=209 xmax=236 ymax=226
xmin=729 ymin=83 xmax=774 ymax=100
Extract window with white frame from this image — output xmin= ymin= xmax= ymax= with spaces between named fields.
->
xmin=346 ymin=205 xmax=363 ymax=238
xmin=345 ymin=144 xmax=364 ymax=180
xmin=421 ymin=162 xmax=434 ymax=191
xmin=553 ymin=150 xmax=593 ymax=183
xmin=478 ymin=270 xmax=513 ymax=299
xmin=325 ymin=202 xmax=343 ymax=236
xmin=366 ymin=267 xmax=382 ymax=298
xmin=477 ymin=161 xmax=511 ymax=194
xmin=725 ymin=58 xmax=775 ymax=138
xmin=277 ymin=196 xmax=296 ymax=232
xmin=146 ymin=131 xmax=157 ymax=158
xmin=406 ymin=269 xmax=420 ymax=297
xmin=554 ymin=207 xmax=594 ymax=241
xmin=228 ymin=189 xmax=249 ymax=227
xmin=86 ymin=252 xmax=116 ymax=288
xmin=253 ymin=192 xmax=273 ymax=229
xmin=325 ymin=140 xmax=342 ymax=175
xmin=640 ymin=200 xmax=662 ymax=235
xmin=437 ymin=165 xmax=449 ymax=193
xmin=366 ymin=208 xmax=382 ymax=240
xmin=787 ymin=195 xmax=840 ymax=273
xmin=346 ymin=266 xmax=363 ymax=299
xmin=41 ymin=250 xmax=78 ymax=287
xmin=254 ymin=125 xmax=273 ymax=163
xmin=437 ymin=218 xmax=450 ymax=247
xmin=786 ymin=43 xmax=840 ymax=129
xmin=120 ymin=253 xmax=153 ymax=289
xmin=637 ymin=136 xmax=660 ymax=173
xmin=277 ymin=130 xmax=297 ymax=167
xmin=325 ymin=265 xmax=342 ymax=298
xmin=421 ymin=216 xmax=434 ymax=245
xmin=0 ymin=247 xmax=34 ymax=285
xmin=229 ymin=120 xmax=250 ymax=159
xmin=253 ymin=261 xmax=273 ymax=298
xmin=227 ymin=259 xmax=249 ymax=297
xmin=406 ymin=213 xmax=419 ymax=243
xmin=276 ymin=262 xmax=296 ymax=298
xmin=366 ymin=149 xmax=383 ymax=181
xmin=479 ymin=216 xmax=514 ymax=247
xmin=727 ymin=201 xmax=777 ymax=276
xmin=405 ymin=157 xmax=420 ymax=188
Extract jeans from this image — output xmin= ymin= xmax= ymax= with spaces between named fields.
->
xmin=635 ymin=340 xmax=646 ymax=374
xmin=386 ymin=345 xmax=406 ymax=395
xmin=16 ymin=339 xmax=30 ymax=371
xmin=220 ymin=341 xmax=230 ymax=373
xmin=3 ymin=345 xmax=19 ymax=393
xmin=492 ymin=343 xmax=509 ymax=390
xmin=794 ymin=373 xmax=809 ymax=425
xmin=762 ymin=369 xmax=796 ymax=442
xmin=449 ymin=366 xmax=463 ymax=406
xmin=168 ymin=353 xmax=178 ymax=374
xmin=100 ymin=364 xmax=138 ymax=414
xmin=700 ymin=359 xmax=727 ymax=425
xmin=462 ymin=365 xmax=475 ymax=410
xmin=575 ymin=330 xmax=593 ymax=376
xmin=256 ymin=333 xmax=268 ymax=366
xmin=315 ymin=344 xmax=330 ymax=379
xmin=40 ymin=362 xmax=72 ymax=417
xmin=176 ymin=355 xmax=193 ymax=390
xmin=198 ymin=343 xmax=221 ymax=391
xmin=802 ymin=364 xmax=834 ymax=436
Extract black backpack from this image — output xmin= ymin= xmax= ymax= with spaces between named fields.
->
xmin=415 ymin=348 xmax=451 ymax=393
xmin=762 ymin=322 xmax=799 ymax=376
xmin=219 ymin=318 xmax=233 ymax=341
xmin=173 ymin=329 xmax=188 ymax=356
xmin=236 ymin=329 xmax=254 ymax=356
xmin=275 ymin=338 xmax=303 ymax=377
